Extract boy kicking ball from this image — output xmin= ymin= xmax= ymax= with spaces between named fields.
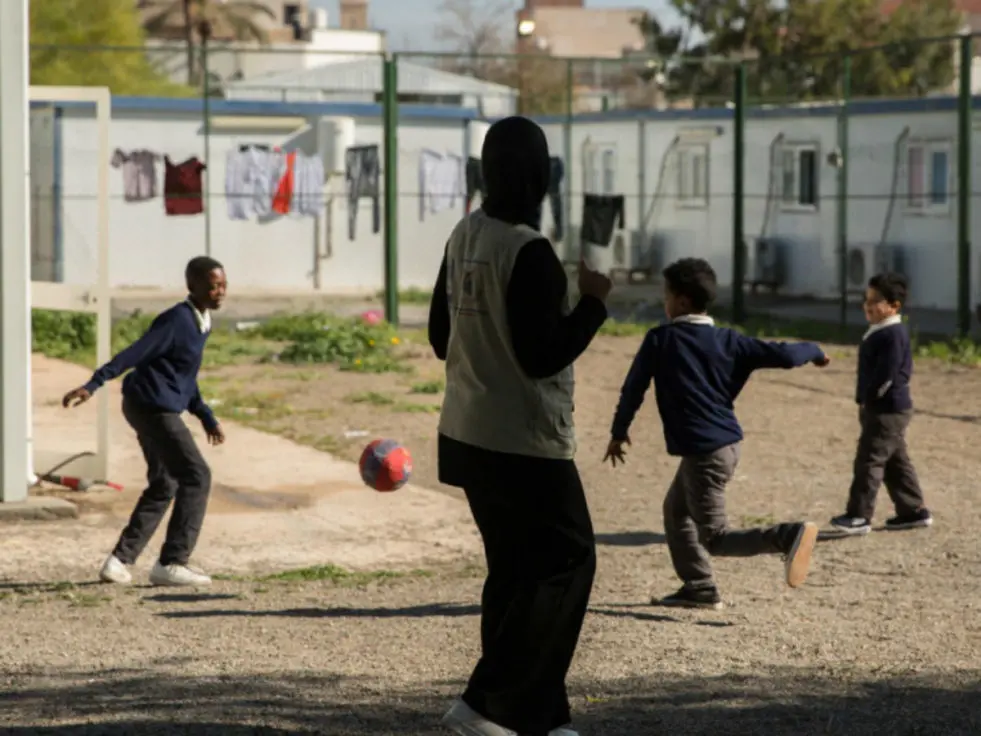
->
xmin=62 ymin=256 xmax=226 ymax=588
xmin=604 ymin=258 xmax=827 ymax=610
xmin=830 ymin=272 xmax=932 ymax=536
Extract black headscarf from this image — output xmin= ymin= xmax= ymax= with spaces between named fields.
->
xmin=480 ymin=116 xmax=550 ymax=230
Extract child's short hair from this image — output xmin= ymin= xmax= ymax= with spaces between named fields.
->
xmin=663 ymin=258 xmax=717 ymax=312
xmin=185 ymin=256 xmax=223 ymax=286
xmin=868 ymin=272 xmax=907 ymax=306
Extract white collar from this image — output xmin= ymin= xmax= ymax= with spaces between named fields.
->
xmin=863 ymin=314 xmax=902 ymax=341
xmin=671 ymin=314 xmax=715 ymax=326
xmin=186 ymin=298 xmax=212 ymax=334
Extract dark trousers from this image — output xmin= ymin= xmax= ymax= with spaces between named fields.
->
xmin=113 ymin=395 xmax=212 ymax=566
xmin=664 ymin=443 xmax=787 ymax=590
xmin=461 ymin=459 xmax=596 ymax=735
xmin=846 ymin=408 xmax=924 ymax=520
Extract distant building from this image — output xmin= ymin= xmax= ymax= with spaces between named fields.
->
xmin=513 ymin=1 xmax=652 ymax=112
xmin=140 ymin=0 xmax=384 ymax=91
xmin=225 ymin=57 xmax=518 ymax=118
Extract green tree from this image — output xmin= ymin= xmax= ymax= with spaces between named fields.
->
xmin=30 ymin=0 xmax=191 ymax=96
xmin=670 ymin=0 xmax=961 ymax=103
xmin=141 ymin=0 xmax=276 ymax=86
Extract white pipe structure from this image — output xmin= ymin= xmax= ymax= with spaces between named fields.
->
xmin=28 ymin=86 xmax=113 ymax=485
xmin=0 ymin=0 xmax=31 ymax=501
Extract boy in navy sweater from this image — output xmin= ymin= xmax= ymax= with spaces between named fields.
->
xmin=62 ymin=256 xmax=227 ymax=588
xmin=830 ymin=272 xmax=931 ymax=535
xmin=605 ymin=258 xmax=827 ymax=609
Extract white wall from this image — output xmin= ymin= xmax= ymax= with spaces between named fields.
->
xmin=40 ymin=96 xmax=981 ymax=310
xmin=539 ymin=101 xmax=974 ymax=310
xmin=54 ymin=105 xmax=466 ymax=293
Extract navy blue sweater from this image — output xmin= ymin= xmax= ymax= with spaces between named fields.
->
xmin=856 ymin=320 xmax=913 ymax=413
xmin=83 ymin=302 xmax=218 ymax=430
xmin=611 ymin=320 xmax=825 ymax=456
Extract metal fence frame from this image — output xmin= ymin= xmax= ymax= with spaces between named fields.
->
xmin=31 ymin=34 xmax=981 ymax=332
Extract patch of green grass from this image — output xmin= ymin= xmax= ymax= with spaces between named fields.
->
xmin=598 ymin=319 xmax=656 ymax=337
xmin=914 ymin=337 xmax=981 ymax=366
xmin=202 ymin=386 xmax=297 ymax=422
xmin=345 ymin=391 xmax=395 ymax=406
xmin=392 ymin=401 xmax=440 ymax=414
xmin=32 ymin=309 xmax=414 ymax=374
xmin=64 ymin=592 xmax=113 ymax=608
xmin=740 ymin=513 xmax=778 ymax=527
xmin=409 ymin=379 xmax=444 ymax=395
xmin=218 ymin=565 xmax=432 ymax=587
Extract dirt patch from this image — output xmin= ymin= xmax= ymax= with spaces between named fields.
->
xmin=4 ymin=336 xmax=981 ymax=734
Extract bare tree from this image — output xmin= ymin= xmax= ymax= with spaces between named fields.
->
xmin=434 ymin=0 xmax=513 ymax=77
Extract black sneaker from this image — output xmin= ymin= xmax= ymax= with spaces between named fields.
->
xmin=830 ymin=515 xmax=872 ymax=536
xmin=653 ymin=585 xmax=723 ymax=610
xmin=885 ymin=508 xmax=933 ymax=531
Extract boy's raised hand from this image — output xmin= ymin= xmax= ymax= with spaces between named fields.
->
xmin=813 ymin=352 xmax=831 ymax=367
xmin=603 ymin=436 xmax=630 ymax=467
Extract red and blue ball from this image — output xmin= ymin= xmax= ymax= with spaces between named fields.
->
xmin=359 ymin=439 xmax=412 ymax=492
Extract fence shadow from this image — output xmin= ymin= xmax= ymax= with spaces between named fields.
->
xmin=2 ymin=667 xmax=978 ymax=735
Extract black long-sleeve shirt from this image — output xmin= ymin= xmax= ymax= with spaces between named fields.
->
xmin=428 ymin=238 xmax=607 ymax=485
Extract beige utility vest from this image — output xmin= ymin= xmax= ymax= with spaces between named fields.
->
xmin=438 ymin=210 xmax=576 ymax=460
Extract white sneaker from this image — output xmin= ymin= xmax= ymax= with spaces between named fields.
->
xmin=99 ymin=555 xmax=132 ymax=585
xmin=550 ymin=727 xmax=579 ymax=736
xmin=441 ymin=699 xmax=518 ymax=736
xmin=149 ymin=561 xmax=212 ymax=587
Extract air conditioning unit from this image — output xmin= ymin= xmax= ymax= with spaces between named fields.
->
xmin=847 ymin=243 xmax=908 ymax=291
xmin=744 ymin=236 xmax=787 ymax=293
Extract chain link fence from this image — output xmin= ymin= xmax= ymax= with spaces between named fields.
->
xmin=28 ymin=37 xmax=979 ymax=332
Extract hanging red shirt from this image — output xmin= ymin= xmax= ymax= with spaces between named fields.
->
xmin=164 ymin=156 xmax=206 ymax=216
xmin=271 ymin=151 xmax=296 ymax=215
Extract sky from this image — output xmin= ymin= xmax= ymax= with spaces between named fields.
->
xmin=309 ymin=0 xmax=683 ymax=51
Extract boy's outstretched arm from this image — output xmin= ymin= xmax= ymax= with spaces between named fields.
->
xmin=82 ymin=315 xmax=178 ymax=394
xmin=610 ymin=332 xmax=657 ymax=442
xmin=63 ymin=314 xmax=178 ymax=408
xmin=732 ymin=333 xmax=828 ymax=371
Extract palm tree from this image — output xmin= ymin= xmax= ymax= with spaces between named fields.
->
xmin=141 ymin=0 xmax=276 ymax=86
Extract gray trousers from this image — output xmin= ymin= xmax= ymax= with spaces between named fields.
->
xmin=113 ymin=396 xmax=212 ymax=566
xmin=846 ymin=408 xmax=924 ymax=520
xmin=663 ymin=443 xmax=785 ymax=590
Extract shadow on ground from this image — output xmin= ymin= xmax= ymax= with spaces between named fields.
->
xmin=2 ymin=668 xmax=979 ymax=735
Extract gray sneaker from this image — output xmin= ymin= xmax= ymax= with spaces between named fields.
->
xmin=148 ymin=562 xmax=212 ymax=587
xmin=441 ymin=699 xmax=517 ymax=736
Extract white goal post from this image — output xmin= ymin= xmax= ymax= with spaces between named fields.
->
xmin=28 ymin=85 xmax=112 ymax=488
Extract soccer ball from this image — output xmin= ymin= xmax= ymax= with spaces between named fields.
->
xmin=358 ymin=439 xmax=412 ymax=492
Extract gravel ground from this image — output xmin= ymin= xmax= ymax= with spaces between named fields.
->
xmin=3 ymin=335 xmax=981 ymax=735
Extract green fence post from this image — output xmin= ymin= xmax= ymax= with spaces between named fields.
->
xmin=958 ymin=34 xmax=972 ymax=337
xmin=732 ymin=63 xmax=746 ymax=324
xmin=201 ymin=28 xmax=212 ymax=257
xmin=382 ymin=54 xmax=400 ymax=326
xmin=837 ymin=55 xmax=851 ymax=334
xmin=564 ymin=59 xmax=573 ymax=260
